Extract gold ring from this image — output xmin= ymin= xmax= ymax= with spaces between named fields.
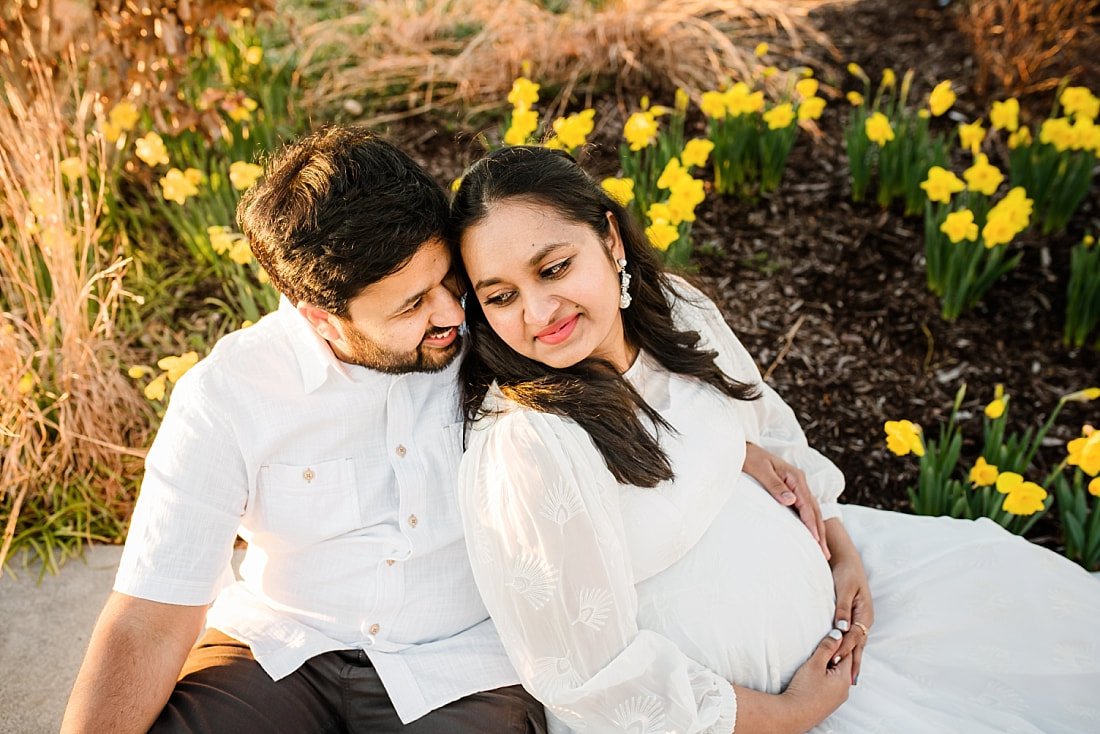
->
xmin=853 ymin=621 xmax=869 ymax=636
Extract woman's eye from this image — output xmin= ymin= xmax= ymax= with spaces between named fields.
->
xmin=485 ymin=291 xmax=515 ymax=306
xmin=542 ymin=258 xmax=571 ymax=278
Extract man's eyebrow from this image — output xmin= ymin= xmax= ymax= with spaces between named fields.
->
xmin=473 ymin=242 xmax=570 ymax=291
xmin=394 ymin=285 xmax=432 ymax=313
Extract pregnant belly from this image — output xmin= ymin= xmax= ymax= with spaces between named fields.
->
xmin=634 ymin=474 xmax=836 ymax=693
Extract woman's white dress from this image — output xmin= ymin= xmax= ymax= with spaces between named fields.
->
xmin=458 ymin=280 xmax=1100 ymax=734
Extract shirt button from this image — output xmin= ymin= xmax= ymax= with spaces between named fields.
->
xmin=407 ymin=514 xmax=418 ymax=528
xmin=396 ymin=445 xmax=407 ymax=457
xmin=369 ymin=623 xmax=380 ymax=635
xmin=386 ymin=559 xmax=395 ymax=566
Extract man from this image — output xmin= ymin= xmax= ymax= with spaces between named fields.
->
xmin=61 ymin=127 xmax=545 ymax=733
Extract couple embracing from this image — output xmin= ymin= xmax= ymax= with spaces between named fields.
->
xmin=63 ymin=126 xmax=1100 ymax=734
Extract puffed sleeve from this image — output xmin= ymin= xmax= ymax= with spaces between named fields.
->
xmin=459 ymin=399 xmax=738 ymax=734
xmin=666 ymin=276 xmax=845 ymax=520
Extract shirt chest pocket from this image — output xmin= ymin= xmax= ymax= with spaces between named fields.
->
xmin=253 ymin=458 xmax=360 ymax=549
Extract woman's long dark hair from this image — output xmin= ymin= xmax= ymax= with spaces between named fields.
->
xmin=449 ymin=146 xmax=758 ymax=487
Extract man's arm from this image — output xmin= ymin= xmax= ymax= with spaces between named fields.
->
xmin=61 ymin=591 xmax=209 ymax=734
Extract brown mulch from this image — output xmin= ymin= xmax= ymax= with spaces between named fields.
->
xmin=393 ymin=0 xmax=1100 ymax=547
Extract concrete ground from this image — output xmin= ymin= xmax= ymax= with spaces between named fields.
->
xmin=0 ymin=545 xmax=124 ymax=734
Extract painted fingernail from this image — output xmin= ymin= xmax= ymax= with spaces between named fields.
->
xmin=837 ymin=619 xmax=850 ymax=631
xmin=854 ymin=674 xmax=859 ymax=686
xmin=828 ymin=628 xmax=843 ymax=640
xmin=833 ymin=654 xmax=842 ymax=665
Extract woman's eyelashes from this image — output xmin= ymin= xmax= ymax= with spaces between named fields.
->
xmin=481 ymin=258 xmax=574 ymax=307
xmin=541 ymin=257 xmax=572 ymax=279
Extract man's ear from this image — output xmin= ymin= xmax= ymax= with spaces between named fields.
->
xmin=297 ymin=302 xmax=342 ymax=343
xmin=605 ymin=210 xmax=626 ymax=262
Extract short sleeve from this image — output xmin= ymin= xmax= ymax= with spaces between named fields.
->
xmin=459 ymin=403 xmax=737 ymax=733
xmin=666 ymin=276 xmax=845 ymax=520
xmin=114 ymin=367 xmax=247 ymax=605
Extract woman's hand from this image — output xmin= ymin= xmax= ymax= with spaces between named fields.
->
xmin=743 ymin=442 xmax=830 ymax=559
xmin=780 ymin=629 xmax=853 ymax=729
xmin=730 ymin=630 xmax=851 ymax=734
xmin=824 ymin=518 xmax=873 ymax=684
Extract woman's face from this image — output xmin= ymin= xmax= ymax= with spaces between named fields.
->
xmin=460 ymin=199 xmax=633 ymax=371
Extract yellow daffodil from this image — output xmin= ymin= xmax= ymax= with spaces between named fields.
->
xmin=928 ymin=80 xmax=956 ymax=116
xmin=100 ymin=120 xmax=122 ymax=144
xmin=144 ymin=373 xmax=168 ymax=401
xmin=127 ymin=366 xmax=147 ymax=379
xmin=1071 ymin=116 xmax=1100 ymax=153
xmin=675 ymin=88 xmax=690 ymax=112
xmin=989 ymin=98 xmax=1020 ymax=132
xmin=109 ymin=101 xmax=140 ymax=131
xmin=1063 ymin=386 xmax=1100 ymax=401
xmin=680 ymin=138 xmax=715 ymax=169
xmin=1060 ymin=86 xmax=1099 ymax=121
xmin=623 ymin=111 xmax=659 ymax=151
xmin=885 ymin=419 xmax=924 ymax=457
xmin=229 ymin=161 xmax=264 ymax=191
xmin=59 ymin=157 xmax=84 ymax=180
xmin=847 ymin=62 xmax=869 ymax=83
xmin=227 ymin=97 xmax=258 ymax=123
xmin=601 ymin=177 xmax=635 ymax=205
xmin=160 ymin=168 xmax=199 ymax=205
xmin=257 ymin=269 xmax=270 ymax=284
xmin=135 ymin=131 xmax=170 ymax=167
xmin=724 ymin=83 xmax=765 ymax=117
xmin=981 ymin=212 xmax=1018 ymax=249
xmin=667 ymin=177 xmax=706 ymax=223
xmin=754 ymin=42 xmax=769 ymax=57
xmin=1067 ymin=430 xmax=1100 ymax=476
xmin=940 ymin=209 xmax=978 ymax=243
xmin=504 ymin=108 xmax=539 ymax=146
xmin=969 ymin=457 xmax=999 ymax=487
xmin=245 ymin=45 xmax=264 ymax=65
xmin=795 ymin=78 xmax=819 ymax=99
xmin=507 ymin=77 xmax=540 ymax=111
xmin=1086 ymin=236 xmax=1096 ymax=247
xmin=648 ymin=202 xmax=675 ymax=225
xmin=865 ymin=112 xmax=895 ymax=146
xmin=646 ymin=220 xmax=679 ymax=251
xmin=550 ymin=109 xmax=596 ymax=151
xmin=228 ymin=239 xmax=252 ymax=265
xmin=920 ymin=166 xmax=965 ymax=204
xmin=184 ymin=168 xmax=203 ymax=186
xmin=450 ymin=177 xmax=462 ymax=192
xmin=846 ymin=91 xmax=864 ymax=107
xmin=958 ymin=119 xmax=986 ymax=154
xmin=963 ymin=153 xmax=1004 ymax=196
xmin=797 ymin=96 xmax=826 ymax=122
xmin=762 ymin=67 xmax=778 ymax=79
xmin=1007 ymin=126 xmax=1032 ymax=150
xmin=17 ymin=372 xmax=34 ymax=395
xmin=881 ymin=68 xmax=896 ymax=89
xmin=985 ymin=186 xmax=1032 ymax=237
xmin=158 ymin=351 xmax=199 ymax=383
xmin=208 ymin=225 xmax=233 ymax=255
xmin=1001 ymin=481 xmax=1048 ymax=515
xmin=701 ymin=91 xmax=728 ymax=119
xmin=1039 ymin=117 xmax=1075 ymax=152
xmin=985 ymin=396 xmax=1006 ymax=419
xmin=1090 ymin=477 xmax=1100 ymax=497
xmin=241 ymin=320 xmax=254 ymax=329
xmin=763 ymin=103 xmax=795 ymax=130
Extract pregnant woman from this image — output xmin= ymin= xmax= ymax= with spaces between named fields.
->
xmin=450 ymin=145 xmax=1100 ymax=733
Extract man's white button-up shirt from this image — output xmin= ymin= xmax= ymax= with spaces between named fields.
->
xmin=115 ymin=299 xmax=518 ymax=723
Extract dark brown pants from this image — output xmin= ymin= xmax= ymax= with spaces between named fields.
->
xmin=150 ymin=630 xmax=547 ymax=734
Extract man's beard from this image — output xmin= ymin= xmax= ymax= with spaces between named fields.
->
xmin=341 ymin=322 xmax=462 ymax=374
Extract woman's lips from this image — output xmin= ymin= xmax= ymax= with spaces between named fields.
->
xmin=535 ymin=314 xmax=579 ymax=345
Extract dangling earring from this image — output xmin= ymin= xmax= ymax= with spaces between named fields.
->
xmin=617 ymin=258 xmax=632 ymax=309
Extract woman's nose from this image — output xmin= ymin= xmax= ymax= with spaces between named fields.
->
xmin=523 ymin=291 xmax=558 ymax=326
